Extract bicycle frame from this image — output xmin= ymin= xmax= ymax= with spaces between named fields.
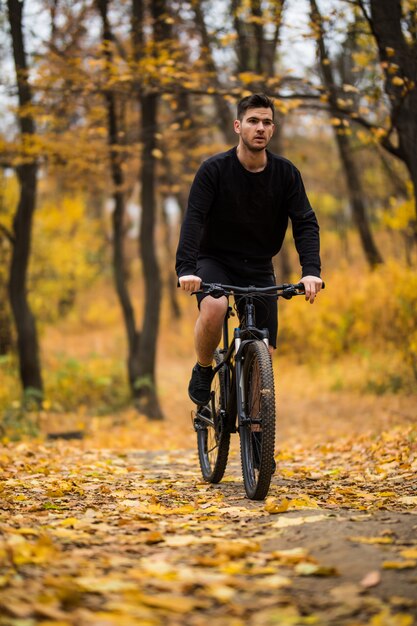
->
xmin=199 ymin=280 xmax=323 ymax=433
xmin=213 ymin=294 xmax=271 ymax=435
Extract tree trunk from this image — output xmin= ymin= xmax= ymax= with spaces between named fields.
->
xmin=136 ymin=92 xmax=163 ymax=419
xmin=250 ymin=0 xmax=264 ymax=74
xmin=231 ymin=0 xmax=251 ymax=73
xmin=366 ymin=0 xmax=417 ymax=238
xmin=130 ymin=0 xmax=164 ymax=419
xmin=311 ymin=0 xmax=383 ymax=267
xmin=335 ymin=132 xmax=383 ymax=266
xmin=193 ymin=1 xmax=235 ymax=145
xmin=0 ymin=243 xmax=13 ymax=355
xmin=97 ymin=0 xmax=142 ymax=395
xmin=7 ymin=0 xmax=43 ymax=399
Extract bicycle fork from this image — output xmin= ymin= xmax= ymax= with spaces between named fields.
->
xmin=234 ymin=330 xmax=250 ymax=430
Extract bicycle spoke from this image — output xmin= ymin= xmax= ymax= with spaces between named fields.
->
xmin=196 ymin=350 xmax=231 ymax=483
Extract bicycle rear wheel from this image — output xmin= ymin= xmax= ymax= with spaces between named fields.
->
xmin=240 ymin=340 xmax=276 ymax=500
xmin=196 ymin=350 xmax=231 ymax=483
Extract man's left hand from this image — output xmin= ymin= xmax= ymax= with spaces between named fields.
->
xmin=300 ymin=276 xmax=323 ymax=304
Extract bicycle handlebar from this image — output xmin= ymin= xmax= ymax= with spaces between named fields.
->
xmin=198 ymin=281 xmax=325 ymax=299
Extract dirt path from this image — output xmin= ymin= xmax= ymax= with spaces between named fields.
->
xmin=1 ymin=412 xmax=416 ymax=626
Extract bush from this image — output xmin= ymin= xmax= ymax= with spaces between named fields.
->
xmin=278 ymin=260 xmax=417 ymax=387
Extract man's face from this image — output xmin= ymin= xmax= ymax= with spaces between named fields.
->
xmin=234 ymin=107 xmax=275 ymax=151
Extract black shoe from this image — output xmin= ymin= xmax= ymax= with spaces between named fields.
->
xmin=188 ymin=363 xmax=214 ymax=405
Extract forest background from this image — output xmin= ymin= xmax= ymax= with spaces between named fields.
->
xmin=0 ymin=0 xmax=417 ymax=436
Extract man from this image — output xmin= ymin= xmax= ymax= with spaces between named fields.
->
xmin=176 ymin=93 xmax=322 ymax=406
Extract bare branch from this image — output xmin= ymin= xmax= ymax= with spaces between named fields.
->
xmin=0 ymin=223 xmax=15 ymax=245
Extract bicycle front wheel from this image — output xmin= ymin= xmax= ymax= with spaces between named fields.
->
xmin=196 ymin=350 xmax=231 ymax=483
xmin=240 ymin=341 xmax=276 ymax=500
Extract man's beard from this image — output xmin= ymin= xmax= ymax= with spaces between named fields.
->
xmin=241 ymin=134 xmax=269 ymax=152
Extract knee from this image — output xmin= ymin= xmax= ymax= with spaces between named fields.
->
xmin=200 ymin=296 xmax=228 ymax=328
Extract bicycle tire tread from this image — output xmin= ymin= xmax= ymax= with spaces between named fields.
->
xmin=240 ymin=341 xmax=276 ymax=500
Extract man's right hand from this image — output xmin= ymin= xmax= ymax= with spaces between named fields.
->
xmin=178 ymin=275 xmax=202 ymax=292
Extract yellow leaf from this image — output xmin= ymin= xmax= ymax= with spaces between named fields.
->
xmin=342 ymin=84 xmax=359 ymax=93
xmin=259 ymin=574 xmax=292 ymax=589
xmin=12 ymin=528 xmax=39 ymax=536
xmin=400 ymin=549 xmax=417 ymax=559
xmin=290 ymin=496 xmax=321 ymax=510
xmin=392 ymin=76 xmax=404 ymax=86
xmin=371 ymin=609 xmax=414 ymax=626
xmin=348 ymin=536 xmax=393 ymax=545
xmin=271 ymin=548 xmax=311 ymax=565
xmin=295 ymin=562 xmax=339 ymax=577
xmin=76 ymin=576 xmax=138 ymax=593
xmin=265 ymin=496 xmax=290 ymax=514
xmin=9 ymin=535 xmax=59 ymax=565
xmin=140 ymin=593 xmax=198 ymax=613
xmin=382 ymin=560 xmax=416 ymax=570
xmin=215 ymin=540 xmax=260 ymax=558
xmin=143 ymin=531 xmax=165 ymax=545
xmin=152 ymin=148 xmax=164 ymax=159
xmin=204 ymin=584 xmax=235 ymax=602
xmin=59 ymin=517 xmax=80 ymax=528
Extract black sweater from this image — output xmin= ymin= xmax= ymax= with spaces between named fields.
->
xmin=176 ymin=147 xmax=321 ymax=278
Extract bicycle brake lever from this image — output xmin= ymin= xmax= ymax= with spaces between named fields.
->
xmin=191 ymin=286 xmax=225 ymax=299
xmin=281 ymin=286 xmax=298 ymax=299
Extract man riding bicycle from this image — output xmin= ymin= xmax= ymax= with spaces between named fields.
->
xmin=176 ymin=93 xmax=323 ymax=406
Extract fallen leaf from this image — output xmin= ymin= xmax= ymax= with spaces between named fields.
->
xmin=76 ymin=576 xmax=138 ymax=593
xmin=257 ymin=574 xmax=292 ymax=589
xmin=265 ymin=496 xmax=290 ymax=514
xmin=140 ymin=593 xmax=199 ymax=613
xmin=295 ymin=562 xmax=339 ymax=576
xmin=215 ymin=540 xmax=260 ymax=558
xmin=272 ymin=514 xmax=329 ymax=529
xmin=143 ymin=531 xmax=165 ymax=544
xmin=398 ymin=496 xmax=417 ymax=505
xmin=360 ymin=570 xmax=381 ymax=588
xmin=348 ymin=535 xmax=393 ymax=545
xmin=270 ymin=548 xmax=311 ymax=565
xmin=382 ymin=560 xmax=416 ymax=570
xmin=400 ymin=549 xmax=417 ymax=559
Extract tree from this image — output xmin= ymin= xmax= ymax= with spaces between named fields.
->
xmin=131 ymin=0 xmax=166 ymax=419
xmin=6 ymin=0 xmax=43 ymax=400
xmin=310 ymin=0 xmax=383 ymax=267
xmin=345 ymin=0 xmax=417 ymax=237
xmin=96 ymin=0 xmax=142 ymax=402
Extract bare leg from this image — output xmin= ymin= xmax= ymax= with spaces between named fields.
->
xmin=195 ymin=296 xmax=228 ymax=366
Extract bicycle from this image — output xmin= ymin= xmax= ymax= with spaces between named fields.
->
xmin=193 ymin=281 xmax=321 ymax=500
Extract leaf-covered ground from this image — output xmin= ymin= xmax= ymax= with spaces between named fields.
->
xmin=1 ymin=382 xmax=417 ymax=626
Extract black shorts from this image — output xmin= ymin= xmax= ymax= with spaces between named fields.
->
xmin=195 ymin=256 xmax=278 ymax=348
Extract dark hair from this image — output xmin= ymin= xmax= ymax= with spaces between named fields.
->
xmin=237 ymin=93 xmax=275 ymax=120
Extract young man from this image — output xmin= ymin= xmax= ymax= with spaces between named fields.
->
xmin=176 ymin=93 xmax=322 ymax=405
